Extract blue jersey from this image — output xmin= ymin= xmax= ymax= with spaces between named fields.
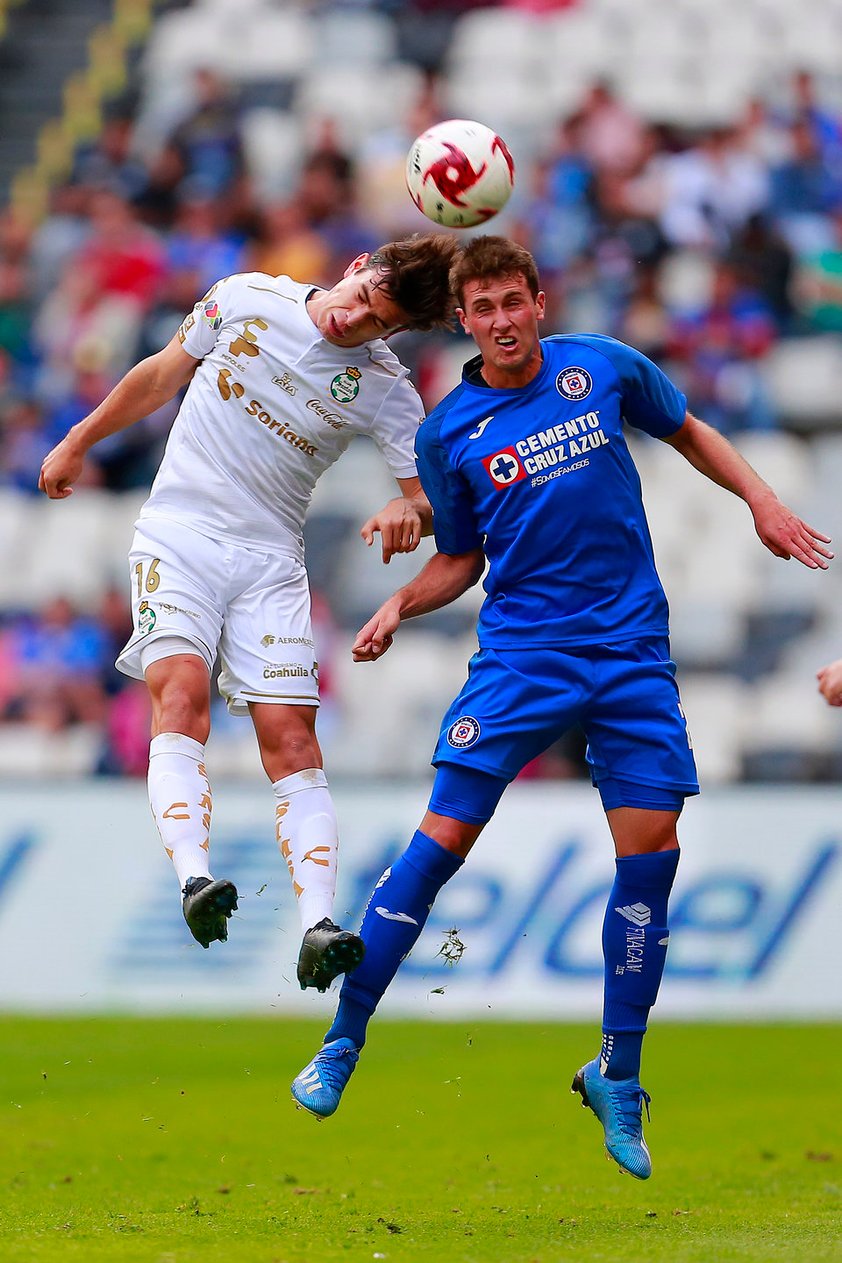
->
xmin=415 ymin=334 xmax=687 ymax=648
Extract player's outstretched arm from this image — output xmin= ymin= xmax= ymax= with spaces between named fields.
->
xmin=352 ymin=547 xmax=485 ymax=661
xmin=38 ymin=335 xmax=200 ymax=499
xmin=663 ymin=412 xmax=833 ymax=569
xmin=817 ymin=659 xmax=842 ymax=706
xmin=359 ymin=476 xmax=434 ymax=563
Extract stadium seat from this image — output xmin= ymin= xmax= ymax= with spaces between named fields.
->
xmin=539 ymin=8 xmax=626 ymax=84
xmin=442 ymin=70 xmax=550 ymax=146
xmin=17 ymin=492 xmax=122 ymax=609
xmin=754 ymin=659 xmax=838 ymax=737
xmin=422 ymin=342 xmax=472 ymax=406
xmin=312 ymin=8 xmax=398 ymax=67
xmin=308 ymin=434 xmax=396 ymax=518
xmin=777 ymin=7 xmax=842 ymax=72
xmin=205 ymin=723 xmax=264 ymax=781
xmin=802 ymin=434 xmax=842 ymax=545
xmin=677 ymin=672 xmax=751 ymax=784
xmin=0 ymin=723 xmax=101 ymax=777
xmin=0 ymin=490 xmax=35 ymax=611
xmin=241 ymin=108 xmax=304 ymax=200
xmin=617 ymin=67 xmax=702 ymax=128
xmin=641 ymin=437 xmax=760 ymax=598
xmin=777 ymin=614 xmax=842 ymax=683
xmin=669 ymin=598 xmax=746 ymax=671
xmin=810 ymin=432 xmax=842 ymax=490
xmin=303 ymin=509 xmax=363 ymax=603
xmin=624 ymin=11 xmax=699 ymax=65
xmin=230 ymin=9 xmax=314 ymax=81
xmin=141 ymin=7 xmax=227 ymax=81
xmin=145 ymin=0 xmax=315 ymax=80
xmin=749 ymin=544 xmax=829 ymax=626
xmin=326 ymin=630 xmax=470 ymax=776
xmin=732 ymin=431 xmax=813 ymax=508
xmin=293 ymin=63 xmax=425 ymax=149
xmin=330 ymin=529 xmax=436 ymax=628
xmin=740 ymin=669 xmax=836 ymax=779
xmin=760 ymin=338 xmax=842 ymax=431
xmin=656 ymin=250 xmax=716 ymax=310
xmin=445 ymin=7 xmax=544 ymax=78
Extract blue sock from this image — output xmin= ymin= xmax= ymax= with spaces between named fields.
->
xmin=600 ymin=848 xmax=680 ymax=1081
xmin=325 ymin=830 xmax=464 ymax=1048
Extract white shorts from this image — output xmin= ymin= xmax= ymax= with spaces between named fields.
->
xmin=116 ymin=516 xmax=320 ymax=715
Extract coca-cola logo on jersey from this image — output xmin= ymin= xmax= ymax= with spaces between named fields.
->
xmin=307 ymin=399 xmax=346 ymax=430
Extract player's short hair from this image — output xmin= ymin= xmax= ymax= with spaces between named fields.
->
xmin=366 ymin=234 xmax=459 ymax=331
xmin=449 ymin=236 xmax=540 ymax=307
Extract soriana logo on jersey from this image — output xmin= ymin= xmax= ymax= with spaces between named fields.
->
xmin=482 ymin=447 xmax=527 ymax=489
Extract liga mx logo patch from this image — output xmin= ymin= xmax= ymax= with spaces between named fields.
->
xmin=447 ymin=715 xmax=481 ymax=749
xmin=482 ymin=447 xmax=526 ymax=489
xmin=556 ymin=367 xmax=592 ymax=400
xmin=202 ymin=300 xmax=223 ymax=331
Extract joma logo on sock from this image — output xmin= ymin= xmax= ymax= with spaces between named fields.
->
xmin=615 ymin=902 xmax=651 ymax=926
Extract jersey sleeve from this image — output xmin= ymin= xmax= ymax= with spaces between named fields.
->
xmin=415 ymin=411 xmax=483 ymax=556
xmin=598 ymin=338 xmax=687 ymax=438
xmin=176 ymin=274 xmax=246 ymax=359
xmin=368 ymin=374 xmax=425 ymax=479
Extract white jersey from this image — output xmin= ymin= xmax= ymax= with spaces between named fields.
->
xmin=140 ymin=272 xmax=424 ymax=557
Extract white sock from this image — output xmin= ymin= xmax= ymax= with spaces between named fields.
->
xmin=273 ymin=768 xmax=338 ymax=934
xmin=148 ymin=732 xmax=214 ymax=892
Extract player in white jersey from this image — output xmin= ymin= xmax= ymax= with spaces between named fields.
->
xmin=39 ymin=233 xmax=459 ymax=991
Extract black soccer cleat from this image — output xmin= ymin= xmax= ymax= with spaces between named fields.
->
xmin=182 ymin=876 xmax=238 ymax=948
xmin=296 ymin=918 xmax=365 ymax=992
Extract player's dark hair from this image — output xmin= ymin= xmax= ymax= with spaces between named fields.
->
xmin=449 ymin=236 xmax=540 ymax=307
xmin=366 ymin=234 xmax=459 ymax=331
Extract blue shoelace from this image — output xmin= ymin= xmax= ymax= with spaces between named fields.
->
xmin=611 ymin=1083 xmax=651 ymax=1134
xmin=318 ymin=1043 xmax=359 ymax=1087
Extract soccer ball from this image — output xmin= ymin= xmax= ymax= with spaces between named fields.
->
xmin=405 ymin=118 xmax=515 ymax=229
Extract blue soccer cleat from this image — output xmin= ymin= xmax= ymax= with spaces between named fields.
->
xmin=571 ymin=1056 xmax=653 ymax=1179
xmin=291 ymin=1037 xmax=360 ymax=1119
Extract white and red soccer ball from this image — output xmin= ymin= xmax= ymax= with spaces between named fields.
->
xmin=405 ymin=118 xmax=515 ymax=229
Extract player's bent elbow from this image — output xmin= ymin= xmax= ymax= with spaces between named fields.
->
xmin=454 ymin=548 xmax=485 ymax=589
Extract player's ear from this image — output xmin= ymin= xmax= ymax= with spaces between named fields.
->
xmin=536 ymin=291 xmax=546 ymax=321
xmin=344 ymin=253 xmax=370 ymax=277
xmin=456 ymin=307 xmax=470 ymax=334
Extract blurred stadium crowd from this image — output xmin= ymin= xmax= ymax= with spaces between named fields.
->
xmin=1 ymin=0 xmax=842 ymax=782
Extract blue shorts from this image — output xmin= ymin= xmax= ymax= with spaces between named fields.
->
xmin=431 ymin=640 xmax=699 ymax=815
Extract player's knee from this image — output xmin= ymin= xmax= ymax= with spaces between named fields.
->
xmin=608 ymin=806 xmax=681 ymax=856
xmin=148 ymin=668 xmax=210 ymax=741
xmin=253 ymin=709 xmax=321 ymax=778
xmin=419 ymin=811 xmax=482 ymax=858
xmin=264 ymin=733 xmax=320 ymax=771
xmin=153 ymin=700 xmax=210 ymax=743
xmin=642 ymin=819 xmax=679 ymax=853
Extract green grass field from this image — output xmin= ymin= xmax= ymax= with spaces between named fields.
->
xmin=0 ymin=1018 xmax=839 ymax=1263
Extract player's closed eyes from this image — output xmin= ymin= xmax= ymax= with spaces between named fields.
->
xmin=357 ymin=288 xmax=387 ymax=330
xmin=471 ymin=298 xmax=524 ymax=317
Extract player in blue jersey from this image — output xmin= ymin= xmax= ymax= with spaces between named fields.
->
xmin=291 ymin=237 xmax=832 ymax=1177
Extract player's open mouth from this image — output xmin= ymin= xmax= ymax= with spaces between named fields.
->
xmin=496 ymin=337 xmax=517 ymax=349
